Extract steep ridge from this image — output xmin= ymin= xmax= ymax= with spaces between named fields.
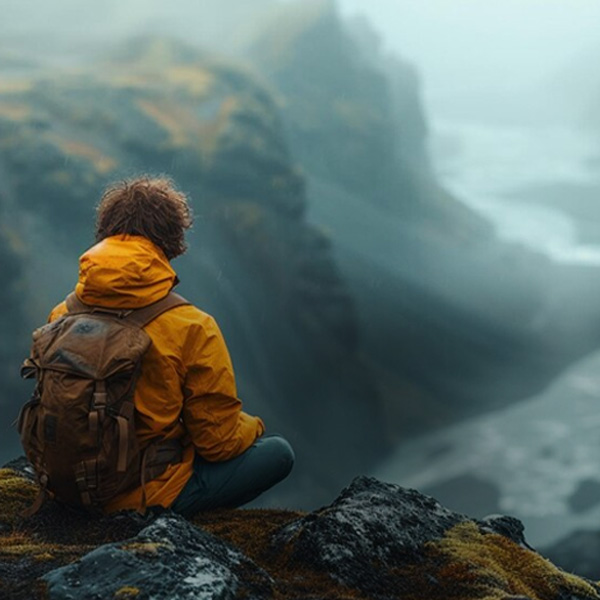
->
xmin=246 ymin=0 xmax=600 ymax=433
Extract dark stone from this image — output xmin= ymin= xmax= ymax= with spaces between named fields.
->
xmin=273 ymin=476 xmax=466 ymax=592
xmin=479 ymin=514 xmax=533 ymax=549
xmin=2 ymin=456 xmax=37 ymax=481
xmin=43 ymin=514 xmax=273 ymax=600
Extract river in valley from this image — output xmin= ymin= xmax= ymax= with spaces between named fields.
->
xmin=375 ymin=117 xmax=600 ymax=548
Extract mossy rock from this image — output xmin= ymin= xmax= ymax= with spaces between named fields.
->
xmin=1 ymin=469 xmax=598 ymax=600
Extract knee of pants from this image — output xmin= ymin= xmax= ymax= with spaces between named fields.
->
xmin=259 ymin=435 xmax=295 ymax=481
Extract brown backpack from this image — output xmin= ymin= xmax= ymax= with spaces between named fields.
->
xmin=18 ymin=291 xmax=190 ymax=515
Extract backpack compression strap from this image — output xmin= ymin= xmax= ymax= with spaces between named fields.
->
xmin=65 ymin=292 xmax=190 ymax=328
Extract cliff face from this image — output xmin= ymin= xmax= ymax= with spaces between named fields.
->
xmin=247 ymin=0 xmax=487 ymax=232
xmin=0 ymin=38 xmax=387 ymax=502
xmin=1 ymin=464 xmax=597 ymax=600
xmin=244 ymin=1 xmax=600 ymax=433
xmin=249 ymin=1 xmax=399 ymax=211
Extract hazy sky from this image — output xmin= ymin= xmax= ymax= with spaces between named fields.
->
xmin=337 ymin=0 xmax=600 ymax=100
xmin=2 ymin=0 xmax=599 ymax=120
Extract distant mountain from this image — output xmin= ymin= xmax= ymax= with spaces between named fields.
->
xmin=244 ymin=1 xmax=600 ymax=436
xmin=547 ymin=42 xmax=600 ymax=129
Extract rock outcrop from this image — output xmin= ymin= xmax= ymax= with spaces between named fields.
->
xmin=1 ymin=465 xmax=598 ymax=600
xmin=44 ymin=516 xmax=273 ymax=600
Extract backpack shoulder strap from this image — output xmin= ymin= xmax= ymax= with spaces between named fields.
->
xmin=65 ymin=293 xmax=133 ymax=318
xmin=124 ymin=292 xmax=190 ymax=329
xmin=65 ymin=291 xmax=190 ymax=327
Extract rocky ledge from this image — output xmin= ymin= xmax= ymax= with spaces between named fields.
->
xmin=0 ymin=461 xmax=597 ymax=600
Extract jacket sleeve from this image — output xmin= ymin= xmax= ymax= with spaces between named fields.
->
xmin=181 ymin=314 xmax=265 ymax=462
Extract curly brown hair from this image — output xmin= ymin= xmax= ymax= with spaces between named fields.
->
xmin=95 ymin=176 xmax=193 ymax=260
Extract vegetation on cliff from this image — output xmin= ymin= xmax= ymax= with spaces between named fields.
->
xmin=1 ymin=464 xmax=598 ymax=600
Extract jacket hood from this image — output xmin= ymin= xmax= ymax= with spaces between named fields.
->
xmin=75 ymin=235 xmax=177 ymax=308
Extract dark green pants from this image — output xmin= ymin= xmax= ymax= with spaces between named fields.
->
xmin=170 ymin=435 xmax=294 ymax=516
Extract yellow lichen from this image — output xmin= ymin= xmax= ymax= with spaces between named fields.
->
xmin=121 ymin=541 xmax=174 ymax=556
xmin=418 ymin=522 xmax=600 ymax=600
xmin=136 ymin=94 xmax=235 ymax=156
xmin=33 ymin=552 xmax=55 ymax=562
xmin=48 ymin=169 xmax=73 ymax=187
xmin=52 ymin=138 xmax=116 ymax=174
xmin=114 ymin=586 xmax=141 ymax=598
xmin=137 ymin=98 xmax=197 ymax=149
xmin=0 ymin=102 xmax=31 ymax=121
xmin=0 ymin=80 xmax=33 ymax=94
xmin=0 ymin=539 xmax=94 ymax=559
xmin=0 ymin=468 xmax=39 ymax=526
xmin=167 ymin=66 xmax=213 ymax=96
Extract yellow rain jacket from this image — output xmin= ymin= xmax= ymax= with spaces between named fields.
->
xmin=48 ymin=234 xmax=265 ymax=513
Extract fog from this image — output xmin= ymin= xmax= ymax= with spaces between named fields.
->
xmin=339 ymin=0 xmax=600 ymax=119
xmin=2 ymin=0 xmax=600 ymax=553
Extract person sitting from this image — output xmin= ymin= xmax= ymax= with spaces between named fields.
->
xmin=45 ymin=176 xmax=294 ymax=516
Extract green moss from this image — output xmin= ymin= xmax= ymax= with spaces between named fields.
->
xmin=390 ymin=522 xmax=600 ymax=600
xmin=1 ymin=470 xmax=598 ymax=600
xmin=0 ymin=468 xmax=38 ymax=528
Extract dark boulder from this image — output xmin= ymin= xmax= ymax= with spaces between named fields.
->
xmin=273 ymin=476 xmax=466 ymax=592
xmin=43 ymin=514 xmax=273 ymax=600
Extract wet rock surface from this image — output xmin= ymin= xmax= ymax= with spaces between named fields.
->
xmin=43 ymin=515 xmax=272 ymax=600
xmin=2 ymin=466 xmax=598 ymax=600
xmin=274 ymin=476 xmax=466 ymax=591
